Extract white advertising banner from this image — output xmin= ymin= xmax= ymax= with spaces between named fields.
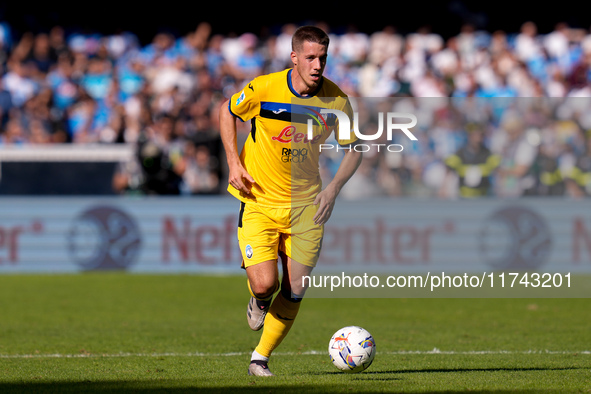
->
xmin=0 ymin=197 xmax=590 ymax=275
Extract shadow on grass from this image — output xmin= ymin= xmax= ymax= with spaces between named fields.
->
xmin=1 ymin=366 xmax=583 ymax=393
xmin=314 ymin=365 xmax=584 ymax=376
xmin=0 ymin=380 xmax=578 ymax=394
xmin=0 ymin=381 xmax=578 ymax=394
xmin=369 ymin=366 xmax=583 ymax=374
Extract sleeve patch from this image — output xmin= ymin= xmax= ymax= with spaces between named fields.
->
xmin=235 ymin=91 xmax=246 ymax=106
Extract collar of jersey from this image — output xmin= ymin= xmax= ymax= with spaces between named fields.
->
xmin=287 ymin=69 xmax=323 ymax=98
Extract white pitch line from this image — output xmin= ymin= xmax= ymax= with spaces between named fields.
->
xmin=0 ymin=349 xmax=589 ymax=359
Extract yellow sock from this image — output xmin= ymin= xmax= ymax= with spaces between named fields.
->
xmin=254 ymin=292 xmax=301 ymax=358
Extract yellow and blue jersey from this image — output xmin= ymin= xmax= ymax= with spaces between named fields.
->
xmin=228 ymin=68 xmax=357 ymax=208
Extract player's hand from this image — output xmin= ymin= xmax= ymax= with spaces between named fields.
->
xmin=228 ymin=164 xmax=255 ymax=194
xmin=312 ymin=185 xmax=338 ymax=225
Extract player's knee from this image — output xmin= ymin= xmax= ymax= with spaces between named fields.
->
xmin=250 ymin=281 xmax=278 ymax=300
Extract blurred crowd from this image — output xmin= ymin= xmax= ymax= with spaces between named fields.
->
xmin=0 ymin=20 xmax=590 ymax=197
xmin=334 ymin=96 xmax=591 ymax=200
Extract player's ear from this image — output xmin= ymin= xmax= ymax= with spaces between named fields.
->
xmin=290 ymin=51 xmax=297 ymax=66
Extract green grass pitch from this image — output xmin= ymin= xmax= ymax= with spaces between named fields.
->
xmin=0 ymin=274 xmax=589 ymax=393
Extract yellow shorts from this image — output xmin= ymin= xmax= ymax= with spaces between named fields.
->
xmin=237 ymin=202 xmax=323 ymax=268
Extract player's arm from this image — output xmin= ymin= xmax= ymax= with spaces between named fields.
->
xmin=313 ymin=149 xmax=362 ymax=225
xmin=220 ymin=99 xmax=255 ymax=194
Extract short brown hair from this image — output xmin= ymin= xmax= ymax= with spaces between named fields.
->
xmin=291 ymin=25 xmax=330 ymax=52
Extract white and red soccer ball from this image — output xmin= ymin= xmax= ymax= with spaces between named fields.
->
xmin=328 ymin=326 xmax=376 ymax=373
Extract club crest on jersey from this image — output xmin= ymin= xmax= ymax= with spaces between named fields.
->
xmin=245 ymin=244 xmax=253 ymax=259
xmin=236 ymin=91 xmax=245 ymax=106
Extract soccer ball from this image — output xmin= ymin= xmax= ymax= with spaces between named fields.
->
xmin=328 ymin=326 xmax=376 ymax=373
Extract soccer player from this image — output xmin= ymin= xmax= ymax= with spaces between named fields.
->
xmin=219 ymin=25 xmax=362 ymax=376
